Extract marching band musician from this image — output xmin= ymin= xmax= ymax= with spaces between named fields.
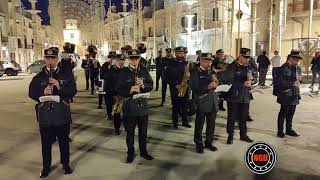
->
xmin=189 ymin=53 xmax=219 ymax=154
xmin=155 ymin=50 xmax=163 ymax=91
xmin=115 ymin=49 xmax=154 ymax=163
xmin=110 ymin=54 xmax=126 ymax=135
xmin=28 ymin=47 xmax=76 ymax=178
xmin=212 ymin=49 xmax=228 ymax=111
xmin=224 ymin=48 xmax=254 ymax=144
xmin=166 ymin=46 xmax=192 ymax=129
xmin=81 ymin=54 xmax=91 ymax=90
xmin=136 ymin=43 xmax=149 ymax=70
xmin=98 ymin=51 xmax=117 ymax=120
xmin=159 ymin=48 xmax=174 ymax=106
xmin=87 ymin=45 xmax=101 ymax=95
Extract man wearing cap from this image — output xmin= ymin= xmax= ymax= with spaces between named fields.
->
xmin=110 ymin=54 xmax=126 ymax=135
xmin=212 ymin=49 xmax=228 ymax=111
xmin=98 ymin=51 xmax=117 ymax=120
xmin=154 ymin=50 xmax=163 ymax=91
xmin=81 ymin=54 xmax=91 ymax=90
xmin=166 ymin=46 xmax=192 ymax=129
xmin=160 ymin=48 xmax=174 ymax=106
xmin=28 ymin=47 xmax=76 ymax=178
xmin=116 ymin=49 xmax=154 ymax=163
xmin=189 ymin=53 xmax=219 ymax=153
xmin=88 ymin=45 xmax=101 ymax=95
xmin=224 ymin=48 xmax=254 ymax=144
xmin=275 ymin=50 xmax=302 ymax=138
xmin=257 ymin=51 xmax=270 ymax=87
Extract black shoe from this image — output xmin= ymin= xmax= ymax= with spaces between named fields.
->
xmin=247 ymin=117 xmax=254 ymax=122
xmin=155 ymin=88 xmax=158 ymax=91
xmin=160 ymin=102 xmax=164 ymax=106
xmin=277 ymin=132 xmax=285 ymax=138
xmin=126 ymin=153 xmax=136 ymax=163
xmin=227 ymin=135 xmax=233 ymax=144
xmin=219 ymin=107 xmax=226 ymax=111
xmin=91 ymin=92 xmax=94 ymax=95
xmin=173 ymin=123 xmax=178 ymax=129
xmin=114 ymin=130 xmax=120 ymax=135
xmin=62 ymin=165 xmax=73 ymax=175
xmin=240 ymin=135 xmax=254 ymax=143
xmin=140 ymin=153 xmax=154 ymax=160
xmin=286 ymin=130 xmax=300 ymax=137
xmin=68 ymin=137 xmax=72 ymax=142
xmin=97 ymin=106 xmax=102 ymax=109
xmin=196 ymin=146 xmax=204 ymax=154
xmin=107 ymin=115 xmax=112 ymax=120
xmin=40 ymin=168 xmax=50 ymax=178
xmin=205 ymin=144 xmax=218 ymax=151
xmin=182 ymin=123 xmax=192 ymax=128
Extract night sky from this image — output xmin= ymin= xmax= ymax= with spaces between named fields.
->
xmin=21 ymin=0 xmax=152 ymax=25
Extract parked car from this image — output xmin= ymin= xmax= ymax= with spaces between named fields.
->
xmin=27 ymin=60 xmax=45 ymax=74
xmin=0 ymin=60 xmax=22 ymax=76
xmin=0 ymin=63 xmax=4 ymax=77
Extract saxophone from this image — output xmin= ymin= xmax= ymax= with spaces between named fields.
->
xmin=178 ymin=61 xmax=191 ymax=97
xmin=113 ymin=96 xmax=124 ymax=113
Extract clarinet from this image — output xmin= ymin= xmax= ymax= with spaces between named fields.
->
xmin=48 ymin=65 xmax=54 ymax=111
xmin=134 ymin=68 xmax=142 ymax=107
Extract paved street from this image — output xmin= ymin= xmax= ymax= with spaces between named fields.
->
xmin=0 ymin=70 xmax=319 ymax=180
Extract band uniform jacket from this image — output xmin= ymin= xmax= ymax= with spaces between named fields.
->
xmin=88 ymin=59 xmax=101 ymax=78
xmin=100 ymin=62 xmax=112 ymax=92
xmin=161 ymin=56 xmax=174 ymax=81
xmin=28 ymin=67 xmax=77 ymax=127
xmin=276 ymin=63 xmax=301 ymax=106
xmin=81 ymin=59 xmax=90 ymax=71
xmin=166 ymin=58 xmax=190 ymax=99
xmin=189 ymin=67 xmax=219 ymax=113
xmin=224 ymin=60 xmax=252 ymax=104
xmin=115 ymin=66 xmax=153 ymax=117
xmin=110 ymin=65 xmax=124 ymax=96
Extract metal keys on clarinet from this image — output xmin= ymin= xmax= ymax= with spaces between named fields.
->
xmin=48 ymin=66 xmax=54 ymax=111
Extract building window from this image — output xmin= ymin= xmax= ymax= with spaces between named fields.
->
xmin=148 ymin=27 xmax=152 ymax=37
xmin=18 ymin=39 xmax=23 ymax=48
xmin=213 ymin=8 xmax=219 ymax=21
xmin=193 ymin=13 xmax=197 ymax=26
xmin=181 ymin=16 xmax=186 ymax=28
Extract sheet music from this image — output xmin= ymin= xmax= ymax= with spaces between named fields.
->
xmin=214 ymin=85 xmax=232 ymax=93
xmin=39 ymin=96 xmax=60 ymax=103
xmin=132 ymin=92 xmax=151 ymax=99
xmin=186 ymin=55 xmax=198 ymax=62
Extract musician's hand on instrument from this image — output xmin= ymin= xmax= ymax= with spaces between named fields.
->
xmin=244 ymin=81 xmax=252 ymax=87
xmin=136 ymin=78 xmax=144 ymax=86
xmin=293 ymin=80 xmax=300 ymax=87
xmin=44 ymin=86 xmax=52 ymax=96
xmin=49 ymin=78 xmax=60 ymax=89
xmin=247 ymin=74 xmax=254 ymax=81
xmin=130 ymin=85 xmax=140 ymax=94
xmin=175 ymin=84 xmax=182 ymax=90
xmin=208 ymin=82 xmax=218 ymax=89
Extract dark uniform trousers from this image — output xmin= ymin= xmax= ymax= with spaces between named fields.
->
xmin=40 ymin=124 xmax=70 ymax=169
xmin=277 ymin=105 xmax=296 ymax=133
xmin=161 ymin=78 xmax=168 ymax=103
xmin=114 ymin=112 xmax=122 ymax=131
xmin=98 ymin=93 xmax=113 ymax=116
xmin=124 ymin=116 xmax=148 ymax=154
xmin=90 ymin=76 xmax=98 ymax=94
xmin=227 ymin=102 xmax=249 ymax=136
xmin=84 ymin=70 xmax=90 ymax=90
xmin=170 ymin=87 xmax=188 ymax=125
xmin=156 ymin=70 xmax=162 ymax=90
xmin=194 ymin=111 xmax=216 ymax=146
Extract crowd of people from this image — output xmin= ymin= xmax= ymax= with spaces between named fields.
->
xmin=28 ymin=41 xmax=311 ymax=178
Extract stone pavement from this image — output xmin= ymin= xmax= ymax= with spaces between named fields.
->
xmin=0 ymin=71 xmax=319 ymax=180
